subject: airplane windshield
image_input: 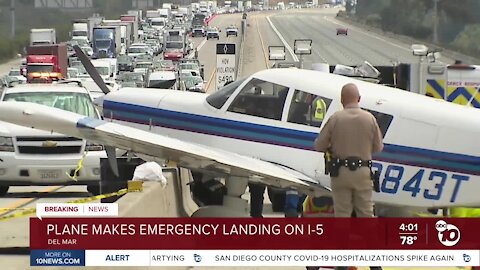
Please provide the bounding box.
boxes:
[3,92,98,118]
[206,78,246,109]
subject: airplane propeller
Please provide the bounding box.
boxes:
[72,45,119,177]
[72,45,111,95]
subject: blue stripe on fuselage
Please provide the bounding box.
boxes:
[103,100,480,176]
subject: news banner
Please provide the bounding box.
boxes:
[28,203,480,267]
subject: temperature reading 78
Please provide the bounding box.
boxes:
[400,235,418,245]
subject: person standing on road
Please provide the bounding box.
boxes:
[314,82,384,218]
[313,83,384,270]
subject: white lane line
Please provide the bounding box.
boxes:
[197,38,207,51]
[266,15,298,62]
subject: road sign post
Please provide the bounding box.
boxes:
[216,43,236,91]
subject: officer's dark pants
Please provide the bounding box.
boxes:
[249,183,266,217]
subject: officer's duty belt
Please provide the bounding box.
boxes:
[335,157,372,171]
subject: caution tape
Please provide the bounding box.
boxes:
[0,207,37,222]
[66,150,88,181]
[0,188,129,222]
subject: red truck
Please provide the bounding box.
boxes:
[26,44,68,83]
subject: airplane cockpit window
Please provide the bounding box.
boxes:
[206,78,246,109]
[363,109,393,137]
[227,78,289,120]
[287,89,332,127]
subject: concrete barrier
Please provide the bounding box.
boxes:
[2,167,200,270]
[117,167,198,218]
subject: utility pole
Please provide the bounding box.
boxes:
[433,0,439,43]
[10,0,15,38]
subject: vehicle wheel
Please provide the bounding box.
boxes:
[87,185,100,196]
[267,187,286,212]
[0,186,9,196]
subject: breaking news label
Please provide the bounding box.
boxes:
[29,215,480,267]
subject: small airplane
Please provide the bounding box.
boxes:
[0,45,478,217]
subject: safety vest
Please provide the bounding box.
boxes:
[314,98,326,121]
[449,207,480,217]
[302,195,334,217]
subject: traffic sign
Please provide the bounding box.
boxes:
[216,43,236,91]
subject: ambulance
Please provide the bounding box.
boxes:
[422,62,480,108]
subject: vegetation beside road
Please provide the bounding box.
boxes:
[343,0,480,59]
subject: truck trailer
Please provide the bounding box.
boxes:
[26,44,68,83]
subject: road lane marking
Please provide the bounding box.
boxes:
[256,16,270,69]
[266,15,298,62]
[206,66,216,93]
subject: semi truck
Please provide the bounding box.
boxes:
[71,20,89,43]
[92,26,122,59]
[30,29,56,46]
[102,20,133,54]
[120,14,139,42]
[26,44,67,83]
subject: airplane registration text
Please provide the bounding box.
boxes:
[372,162,470,203]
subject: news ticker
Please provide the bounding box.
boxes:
[30,249,480,267]
[30,217,480,250]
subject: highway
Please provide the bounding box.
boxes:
[268,8,459,68]
[0,7,471,270]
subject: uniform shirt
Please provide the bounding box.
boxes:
[314,103,384,160]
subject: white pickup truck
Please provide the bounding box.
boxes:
[0,83,106,196]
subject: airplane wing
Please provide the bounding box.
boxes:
[0,102,329,195]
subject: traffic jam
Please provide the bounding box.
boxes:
[0,1,241,197]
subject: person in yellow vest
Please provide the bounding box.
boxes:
[449,207,480,218]
[302,195,334,217]
[310,95,327,127]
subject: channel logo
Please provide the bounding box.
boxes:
[193,254,202,263]
[463,254,471,263]
[435,220,461,247]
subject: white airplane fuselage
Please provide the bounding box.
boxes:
[100,69,480,208]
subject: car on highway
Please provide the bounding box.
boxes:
[117,72,145,88]
[226,25,238,37]
[153,59,176,72]
[163,41,185,61]
[7,68,27,84]
[180,75,205,93]
[206,27,220,40]
[147,70,178,89]
[127,44,153,59]
[133,61,153,76]
[0,83,106,196]
[117,55,134,72]
[336,27,348,35]
[191,26,206,37]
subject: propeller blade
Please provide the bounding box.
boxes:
[72,45,110,94]
[105,146,119,177]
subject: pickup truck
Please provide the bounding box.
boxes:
[0,83,106,196]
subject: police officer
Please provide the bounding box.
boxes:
[314,83,383,270]
[314,83,384,218]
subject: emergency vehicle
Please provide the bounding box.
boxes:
[420,62,480,108]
